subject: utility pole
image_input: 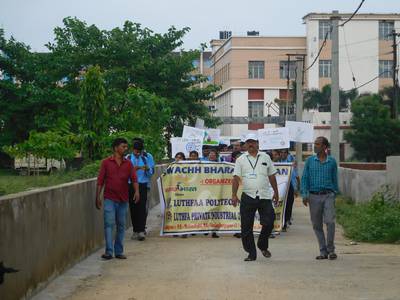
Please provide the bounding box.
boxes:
[295,56,305,166]
[200,51,204,89]
[330,11,341,162]
[285,54,291,121]
[391,29,400,119]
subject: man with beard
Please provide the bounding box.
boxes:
[232,133,279,261]
[301,136,338,260]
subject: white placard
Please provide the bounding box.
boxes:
[258,127,290,150]
[204,128,221,145]
[182,125,205,141]
[195,118,205,129]
[285,121,314,143]
[171,137,203,158]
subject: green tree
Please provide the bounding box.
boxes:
[303,84,358,112]
[47,17,220,140]
[1,18,220,164]
[79,65,108,160]
[3,130,77,175]
[0,29,79,149]
[344,95,400,162]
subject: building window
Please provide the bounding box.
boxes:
[379,21,394,40]
[280,61,296,79]
[215,63,230,85]
[192,60,200,68]
[319,21,332,40]
[319,60,331,78]
[379,60,393,78]
[248,61,265,79]
[204,59,212,68]
[248,89,264,100]
[248,101,264,118]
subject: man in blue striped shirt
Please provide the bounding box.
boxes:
[301,136,338,260]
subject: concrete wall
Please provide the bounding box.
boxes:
[0,165,167,300]
[338,167,386,203]
[386,156,400,201]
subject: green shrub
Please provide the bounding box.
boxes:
[336,188,400,243]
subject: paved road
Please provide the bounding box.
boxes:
[34,199,400,300]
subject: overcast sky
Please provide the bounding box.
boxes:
[1,0,400,52]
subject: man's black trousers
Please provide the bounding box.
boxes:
[129,183,148,233]
[284,184,295,226]
[240,193,275,259]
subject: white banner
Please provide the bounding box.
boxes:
[258,127,290,150]
[158,162,292,235]
[286,121,314,143]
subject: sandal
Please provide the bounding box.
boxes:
[328,253,337,260]
[244,256,256,261]
[101,254,113,260]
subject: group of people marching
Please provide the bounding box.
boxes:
[96,133,338,262]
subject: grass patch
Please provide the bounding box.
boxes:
[0,161,101,196]
[336,189,400,243]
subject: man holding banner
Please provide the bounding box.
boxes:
[232,133,279,261]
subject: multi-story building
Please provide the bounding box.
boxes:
[209,34,306,136]
[206,13,400,160]
[304,13,400,92]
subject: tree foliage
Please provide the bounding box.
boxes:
[0,18,220,163]
[344,95,400,162]
[303,84,358,112]
[79,65,108,160]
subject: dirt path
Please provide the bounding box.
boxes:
[33,199,400,300]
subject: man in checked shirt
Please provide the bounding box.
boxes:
[301,136,339,260]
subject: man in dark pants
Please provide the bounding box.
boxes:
[232,133,279,261]
[280,149,300,231]
[127,138,155,241]
[301,136,339,260]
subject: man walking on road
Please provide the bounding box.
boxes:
[96,138,140,260]
[301,136,338,260]
[128,138,155,241]
[232,133,279,261]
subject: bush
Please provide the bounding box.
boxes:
[336,188,400,243]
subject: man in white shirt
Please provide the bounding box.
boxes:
[232,133,279,261]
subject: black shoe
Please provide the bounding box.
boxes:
[244,256,256,261]
[101,254,113,260]
[328,253,337,260]
[282,226,287,232]
[316,254,328,260]
[260,249,272,258]
[212,232,219,238]
[233,233,242,238]
[115,254,127,259]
